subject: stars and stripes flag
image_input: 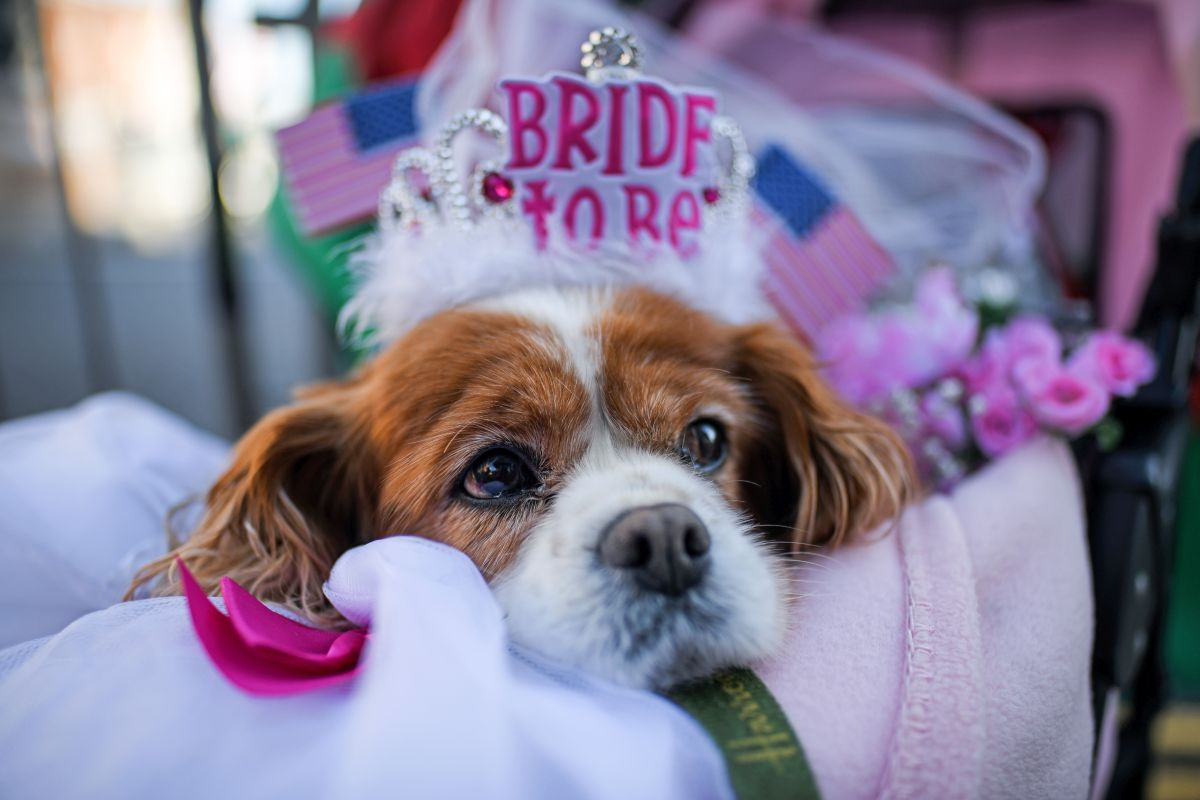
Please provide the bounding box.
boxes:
[275,79,421,236]
[752,144,896,339]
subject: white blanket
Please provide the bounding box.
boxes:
[0,394,730,800]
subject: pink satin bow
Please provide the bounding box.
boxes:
[179,560,367,696]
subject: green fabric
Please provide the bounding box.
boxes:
[666,667,821,800]
[312,45,359,105]
[267,187,370,320]
[1166,428,1200,699]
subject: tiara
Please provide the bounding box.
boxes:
[342,27,766,345]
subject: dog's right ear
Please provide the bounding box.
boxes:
[731,322,914,550]
[126,378,379,624]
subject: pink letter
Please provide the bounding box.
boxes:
[668,189,701,258]
[603,84,629,176]
[502,80,549,169]
[521,180,556,250]
[681,93,716,177]
[623,184,661,244]
[564,187,604,246]
[638,82,677,169]
[551,76,601,170]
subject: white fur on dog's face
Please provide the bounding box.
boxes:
[484,290,786,687]
[494,445,786,688]
[150,284,911,690]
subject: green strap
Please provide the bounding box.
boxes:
[665,667,821,800]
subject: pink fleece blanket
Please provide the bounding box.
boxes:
[759,435,1094,799]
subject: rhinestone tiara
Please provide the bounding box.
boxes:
[376,27,755,256]
[341,27,768,347]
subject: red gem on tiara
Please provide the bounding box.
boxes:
[702,186,721,205]
[482,172,515,203]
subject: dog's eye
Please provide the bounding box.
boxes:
[680,419,727,473]
[462,448,538,500]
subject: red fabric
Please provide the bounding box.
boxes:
[327,0,463,81]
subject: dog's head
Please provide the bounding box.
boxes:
[134,286,912,688]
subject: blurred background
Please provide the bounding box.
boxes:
[0,0,360,436]
[0,0,1197,796]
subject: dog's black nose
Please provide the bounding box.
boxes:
[598,503,711,596]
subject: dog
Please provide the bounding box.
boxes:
[130,285,912,689]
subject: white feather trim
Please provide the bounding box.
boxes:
[339,213,773,349]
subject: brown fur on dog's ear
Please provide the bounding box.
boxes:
[125,379,379,624]
[733,322,915,549]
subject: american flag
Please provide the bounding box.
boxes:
[752,144,895,339]
[275,79,421,236]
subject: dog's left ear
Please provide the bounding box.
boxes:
[125,375,379,623]
[732,322,915,548]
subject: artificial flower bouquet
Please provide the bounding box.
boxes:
[817,269,1157,489]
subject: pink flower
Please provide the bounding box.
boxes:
[915,268,979,382]
[1068,331,1156,397]
[915,268,961,316]
[1000,316,1062,366]
[957,348,1004,396]
[818,268,979,407]
[970,385,1039,458]
[959,316,1061,396]
[990,316,1062,376]
[819,315,887,406]
[1013,359,1110,434]
[875,315,927,388]
[819,314,925,405]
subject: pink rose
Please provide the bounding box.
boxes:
[960,316,1060,396]
[1013,359,1110,434]
[1002,317,1062,365]
[915,268,961,317]
[875,315,927,389]
[819,269,980,407]
[1010,356,1054,398]
[819,315,887,406]
[991,316,1061,373]
[970,385,1039,458]
[957,348,1004,396]
[820,313,927,406]
[916,268,979,377]
[1068,331,1156,397]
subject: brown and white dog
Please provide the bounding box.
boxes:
[131,286,912,688]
